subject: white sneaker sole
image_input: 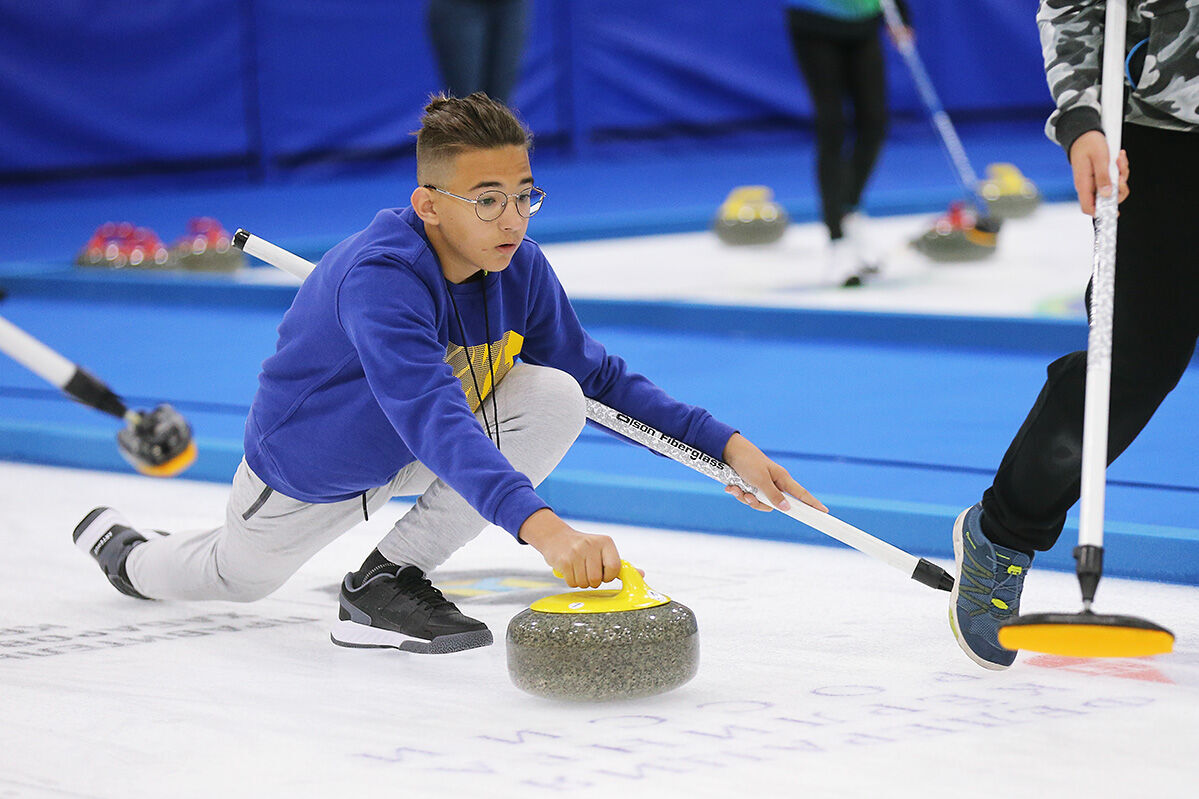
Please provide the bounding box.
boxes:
[329,619,493,654]
[948,507,1011,672]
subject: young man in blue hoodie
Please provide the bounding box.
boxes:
[73,92,825,654]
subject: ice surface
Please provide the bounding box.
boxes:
[2,461,1196,798]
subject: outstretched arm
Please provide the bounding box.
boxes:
[720,433,827,514]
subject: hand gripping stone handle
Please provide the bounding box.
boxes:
[585,400,953,592]
[231,229,953,592]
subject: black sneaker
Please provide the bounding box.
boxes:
[330,565,493,654]
[72,507,160,600]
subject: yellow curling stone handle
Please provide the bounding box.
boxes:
[718,185,775,222]
[984,163,1030,194]
[532,561,670,614]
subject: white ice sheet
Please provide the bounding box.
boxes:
[2,462,1196,798]
[543,202,1096,318]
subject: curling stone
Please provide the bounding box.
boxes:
[170,218,247,272]
[117,404,196,477]
[980,163,1041,220]
[912,201,998,262]
[712,185,789,245]
[506,561,698,701]
[75,222,170,269]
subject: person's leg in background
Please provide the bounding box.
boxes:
[840,30,888,269]
[428,0,489,98]
[788,18,876,286]
[789,28,849,243]
[479,0,528,105]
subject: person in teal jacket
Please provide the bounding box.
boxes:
[785,0,909,286]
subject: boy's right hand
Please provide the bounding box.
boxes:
[1069,130,1129,216]
[518,508,621,588]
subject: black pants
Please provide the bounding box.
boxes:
[787,16,887,240]
[982,123,1199,554]
[427,0,528,105]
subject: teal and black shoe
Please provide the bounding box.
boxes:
[949,504,1032,670]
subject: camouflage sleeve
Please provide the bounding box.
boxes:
[1038,0,1106,155]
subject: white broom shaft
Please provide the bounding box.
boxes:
[1078,0,1127,550]
[0,313,77,388]
[584,399,917,575]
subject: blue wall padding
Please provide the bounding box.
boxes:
[250,2,424,164]
[248,0,569,167]
[1,1,1051,180]
[0,1,252,174]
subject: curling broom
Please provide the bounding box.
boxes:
[0,313,195,476]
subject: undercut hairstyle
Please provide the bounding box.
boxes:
[415,92,533,185]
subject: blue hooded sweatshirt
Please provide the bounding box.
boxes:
[244,206,736,539]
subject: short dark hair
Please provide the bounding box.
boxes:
[415,92,532,184]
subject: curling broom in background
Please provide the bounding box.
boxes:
[880,0,1040,263]
[0,313,195,477]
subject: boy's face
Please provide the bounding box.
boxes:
[414,145,534,283]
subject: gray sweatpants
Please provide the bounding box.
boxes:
[125,363,586,601]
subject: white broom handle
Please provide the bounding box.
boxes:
[1078,0,1128,550]
[232,229,313,280]
[0,313,77,388]
[583,398,922,577]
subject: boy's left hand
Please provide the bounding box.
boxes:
[722,433,827,514]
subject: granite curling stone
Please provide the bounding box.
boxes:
[912,201,997,263]
[506,562,698,701]
[712,185,789,245]
[979,162,1041,220]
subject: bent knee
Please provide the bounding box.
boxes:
[523,365,586,434]
[1113,347,1193,395]
[213,579,281,603]
[209,561,288,602]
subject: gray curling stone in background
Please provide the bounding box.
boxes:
[506,562,699,702]
[980,162,1041,220]
[712,185,789,245]
[911,201,998,263]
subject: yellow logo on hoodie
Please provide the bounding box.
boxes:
[445,331,524,410]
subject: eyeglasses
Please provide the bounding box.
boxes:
[424,185,546,222]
